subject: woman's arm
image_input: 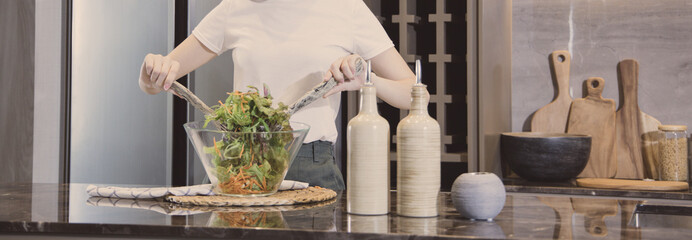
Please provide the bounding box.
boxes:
[369,47,417,110]
[139,35,217,94]
[323,47,417,110]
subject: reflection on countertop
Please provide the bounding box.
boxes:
[504,178,692,200]
[1,183,692,239]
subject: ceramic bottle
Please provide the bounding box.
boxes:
[346,60,390,215]
[396,60,441,217]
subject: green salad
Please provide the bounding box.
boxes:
[203,85,293,195]
[212,211,285,228]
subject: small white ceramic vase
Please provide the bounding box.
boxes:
[451,172,506,221]
[450,220,505,238]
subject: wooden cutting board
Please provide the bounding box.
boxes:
[531,50,573,133]
[571,198,618,237]
[538,196,573,239]
[619,200,641,239]
[576,178,689,191]
[567,77,616,178]
[614,59,662,179]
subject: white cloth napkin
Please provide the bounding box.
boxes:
[279,180,309,190]
[86,180,309,199]
[86,197,205,216]
[86,184,213,199]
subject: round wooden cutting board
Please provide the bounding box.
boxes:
[576,178,688,191]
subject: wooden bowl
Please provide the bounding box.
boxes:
[501,132,591,181]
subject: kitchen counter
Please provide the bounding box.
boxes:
[2,183,692,239]
[504,178,692,200]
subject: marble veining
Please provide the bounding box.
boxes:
[2,183,692,239]
[513,0,692,132]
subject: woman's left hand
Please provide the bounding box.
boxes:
[323,54,366,98]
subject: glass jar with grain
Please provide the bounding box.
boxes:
[657,125,688,182]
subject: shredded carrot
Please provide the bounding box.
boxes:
[215,144,275,195]
[238,144,245,158]
[250,213,262,225]
[237,173,249,181]
[261,176,267,190]
[219,100,232,114]
[250,178,261,190]
[219,179,264,194]
[213,137,222,158]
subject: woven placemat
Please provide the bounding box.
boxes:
[169,198,337,212]
[166,186,337,207]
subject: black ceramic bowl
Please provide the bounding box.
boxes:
[501,132,591,182]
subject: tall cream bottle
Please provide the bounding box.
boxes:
[397,60,441,217]
[346,60,390,215]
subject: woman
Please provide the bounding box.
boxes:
[139,0,415,190]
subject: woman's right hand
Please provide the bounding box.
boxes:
[139,53,180,95]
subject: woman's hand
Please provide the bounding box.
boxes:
[139,53,181,95]
[137,35,218,95]
[323,54,366,98]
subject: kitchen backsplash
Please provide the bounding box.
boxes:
[512,0,692,133]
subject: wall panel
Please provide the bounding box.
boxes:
[0,0,35,183]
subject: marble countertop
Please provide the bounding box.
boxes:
[2,183,692,239]
[503,178,692,200]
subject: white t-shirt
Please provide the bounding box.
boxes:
[192,0,394,143]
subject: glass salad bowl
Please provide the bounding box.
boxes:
[208,211,286,228]
[185,121,309,197]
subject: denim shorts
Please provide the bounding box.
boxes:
[284,141,345,190]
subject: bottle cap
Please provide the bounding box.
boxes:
[365,60,372,85]
[415,59,422,85]
[659,125,687,131]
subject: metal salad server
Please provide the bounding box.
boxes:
[169,57,365,129]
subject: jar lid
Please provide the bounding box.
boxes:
[659,125,687,131]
